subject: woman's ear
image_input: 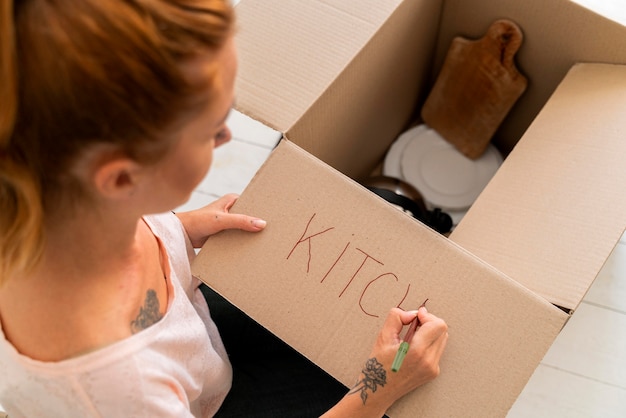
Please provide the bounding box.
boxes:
[92,157,143,200]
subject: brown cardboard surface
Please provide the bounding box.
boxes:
[450,63,626,311]
[234,0,406,132]
[192,140,568,418]
[198,1,626,415]
[235,0,442,179]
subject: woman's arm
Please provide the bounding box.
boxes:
[322,307,448,418]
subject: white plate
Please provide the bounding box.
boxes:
[383,124,428,178]
[400,127,502,210]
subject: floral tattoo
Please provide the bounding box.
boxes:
[348,357,387,405]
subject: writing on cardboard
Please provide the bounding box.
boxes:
[286,213,415,318]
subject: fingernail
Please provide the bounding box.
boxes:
[252,219,267,229]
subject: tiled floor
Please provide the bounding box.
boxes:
[509,241,626,417]
[183,110,626,418]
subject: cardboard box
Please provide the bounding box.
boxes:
[192,1,626,416]
[195,138,568,417]
[232,0,442,180]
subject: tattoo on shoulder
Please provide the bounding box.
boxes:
[130,289,163,333]
[348,357,387,405]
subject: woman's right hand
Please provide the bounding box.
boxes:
[369,307,448,402]
[322,307,448,418]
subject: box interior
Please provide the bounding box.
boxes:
[235,0,442,179]
[435,0,626,156]
[233,0,626,313]
[450,63,626,312]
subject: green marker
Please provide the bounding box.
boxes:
[391,299,428,372]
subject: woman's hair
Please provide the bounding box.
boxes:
[0,0,234,284]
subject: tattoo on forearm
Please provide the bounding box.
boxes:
[130,289,163,333]
[348,357,387,405]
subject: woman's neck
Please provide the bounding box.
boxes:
[40,206,143,285]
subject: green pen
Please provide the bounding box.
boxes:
[391,299,429,372]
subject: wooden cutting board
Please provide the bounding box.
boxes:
[421,19,528,159]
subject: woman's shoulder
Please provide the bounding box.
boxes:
[0,220,173,362]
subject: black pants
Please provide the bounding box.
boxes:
[200,285,348,418]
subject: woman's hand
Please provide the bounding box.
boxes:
[368,306,448,402]
[175,194,267,248]
[323,307,448,417]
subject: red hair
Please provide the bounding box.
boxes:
[0,0,235,284]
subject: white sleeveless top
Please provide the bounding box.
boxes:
[0,212,232,417]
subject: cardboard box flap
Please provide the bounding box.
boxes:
[450,63,626,312]
[234,0,406,133]
[283,0,442,179]
[192,140,568,417]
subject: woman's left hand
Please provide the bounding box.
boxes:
[175,194,266,248]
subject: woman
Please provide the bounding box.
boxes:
[0,0,448,416]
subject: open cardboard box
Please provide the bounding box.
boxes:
[192,0,626,416]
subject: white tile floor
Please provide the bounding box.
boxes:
[183,110,626,418]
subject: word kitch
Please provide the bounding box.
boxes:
[286,212,420,318]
